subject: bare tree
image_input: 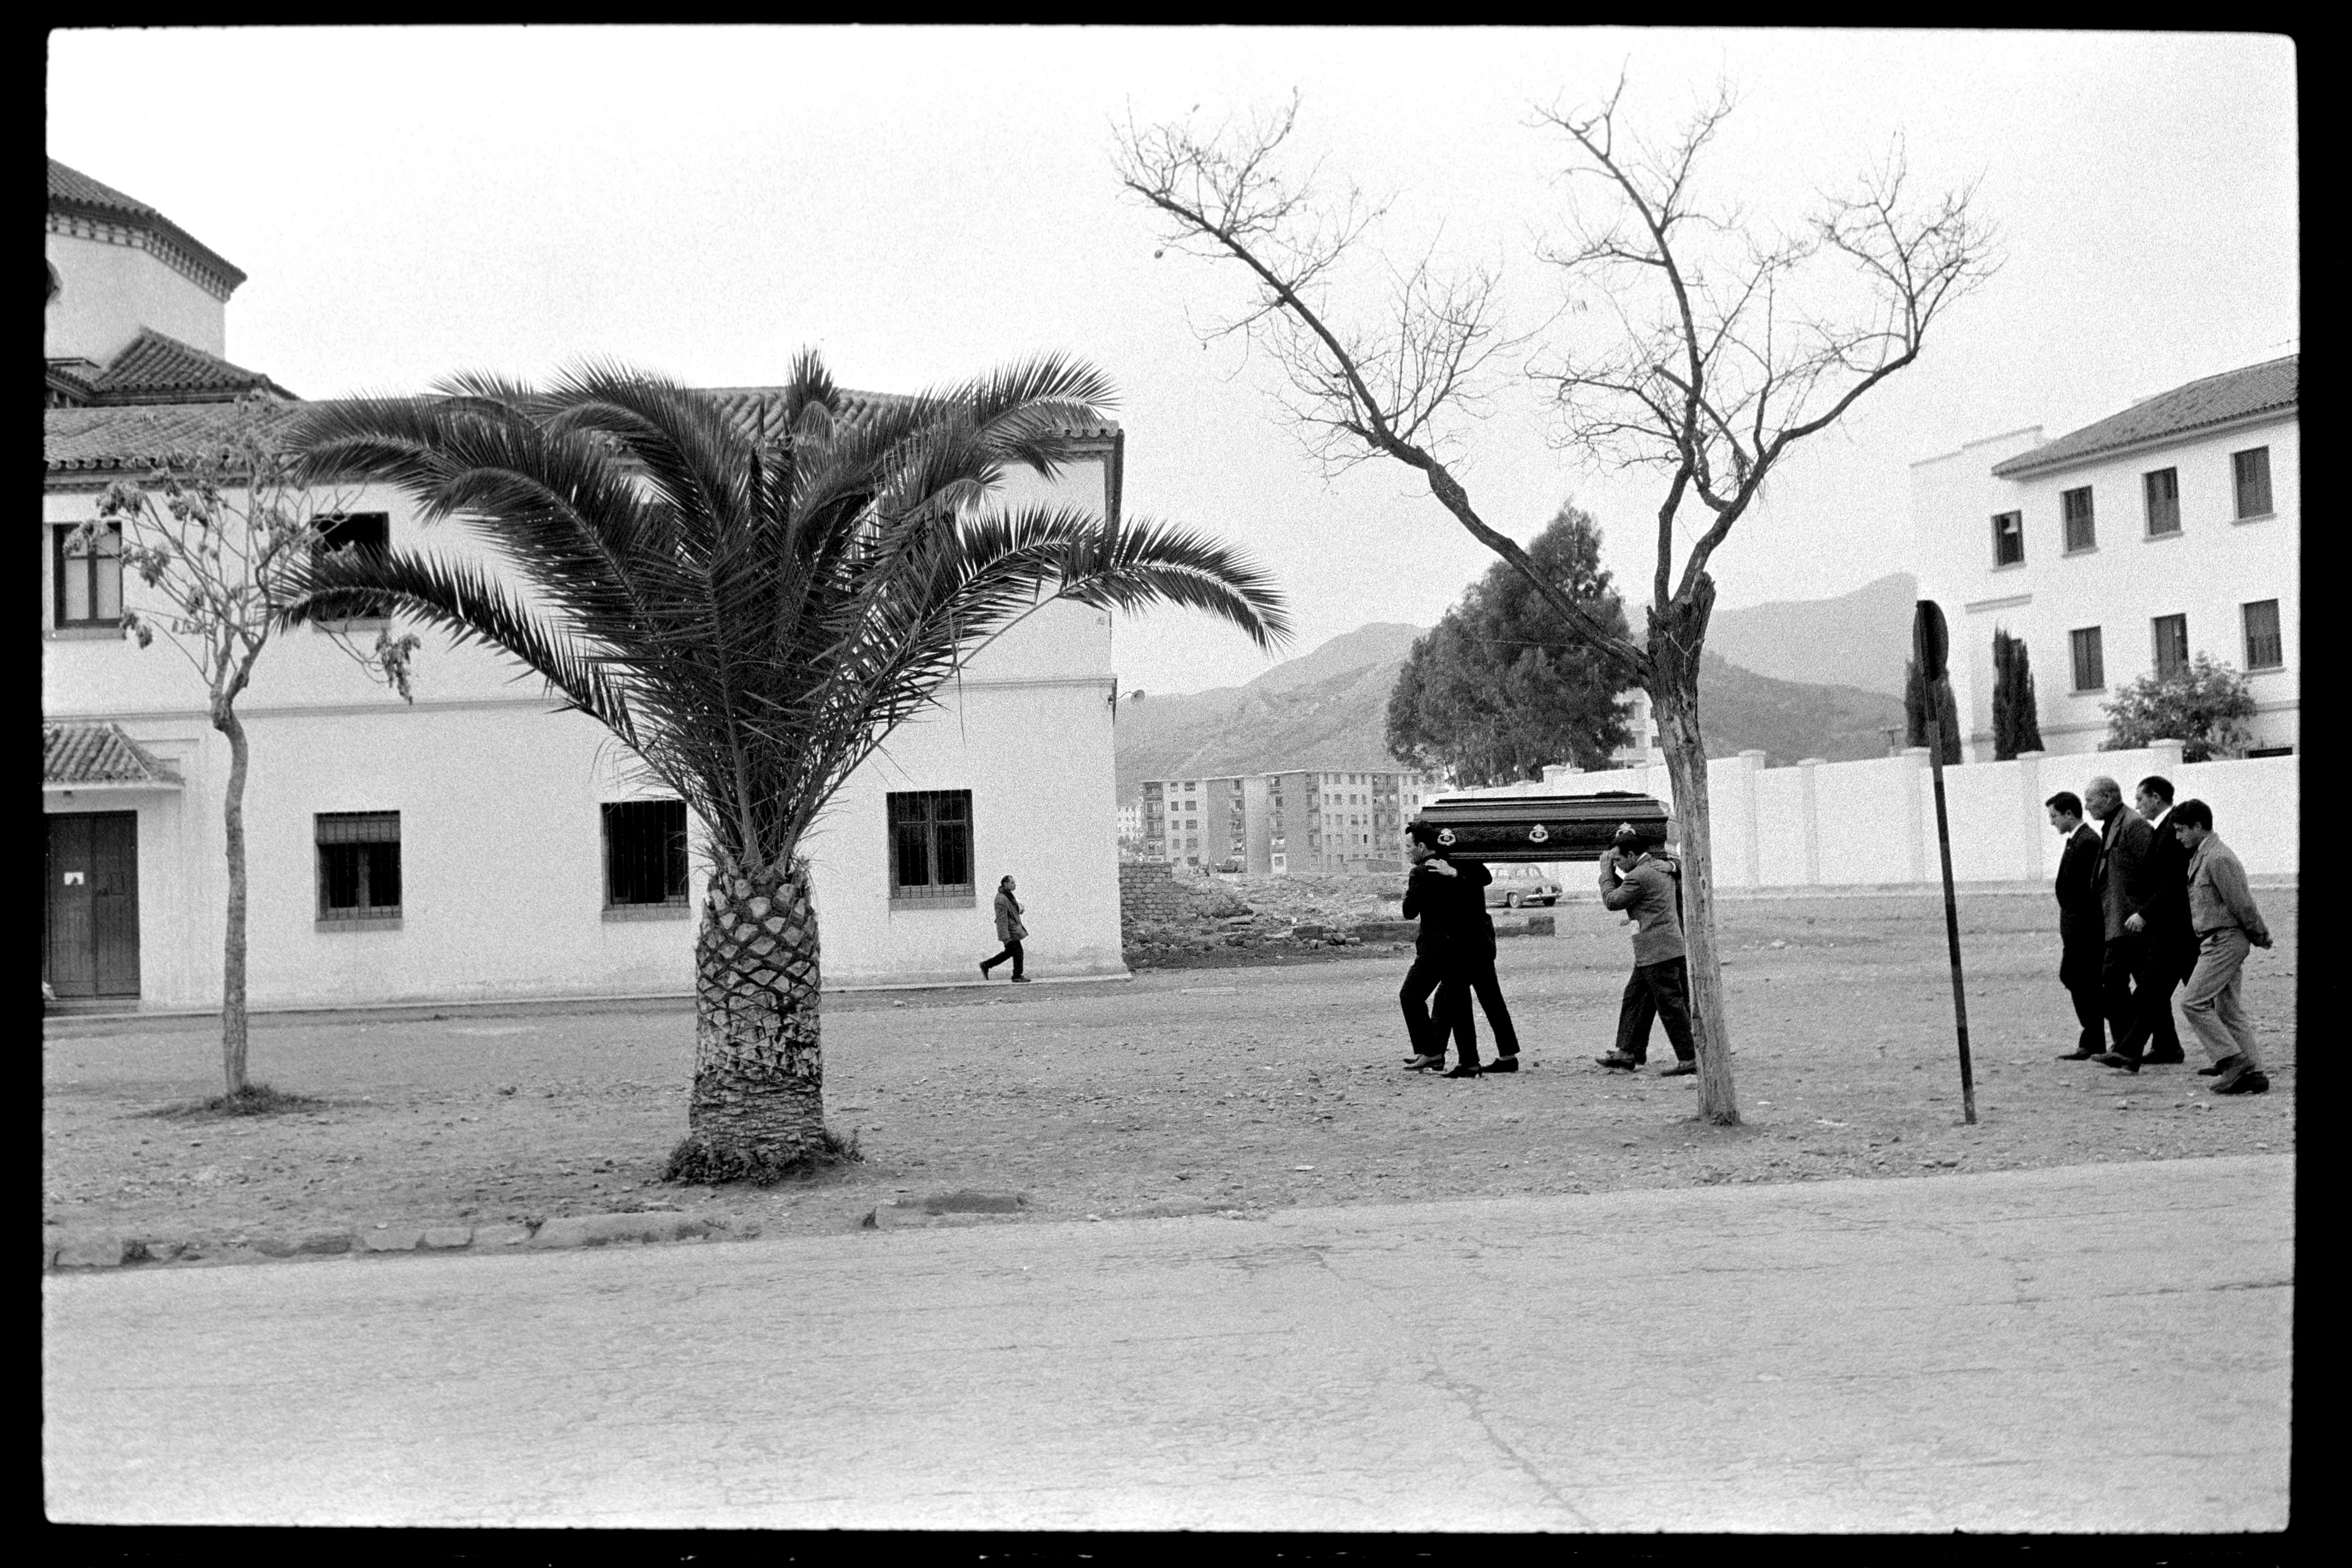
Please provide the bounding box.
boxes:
[82,393,417,1101]
[1117,82,1996,1124]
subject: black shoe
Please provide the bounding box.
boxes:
[2144,1050,2187,1066]
[1595,1053,1640,1071]
[1009,975,1031,984]
[2211,1060,2269,1095]
[1656,1060,1697,1077]
[1485,1056,1520,1073]
[2092,1053,2141,1074]
[2056,1049,2101,1061]
[1403,1054,1445,1072]
[1443,1063,1482,1078]
[979,962,993,979]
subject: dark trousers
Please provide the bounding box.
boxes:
[1460,960,1520,1058]
[2060,943,2104,1055]
[1615,956,1697,1064]
[1400,954,1477,1065]
[2099,932,2176,1061]
[981,939,1024,978]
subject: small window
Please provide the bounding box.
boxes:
[53,522,124,627]
[313,512,393,622]
[2232,447,2273,519]
[317,812,402,921]
[2061,487,2096,552]
[1990,511,2024,566]
[2143,469,2180,537]
[2242,600,2283,671]
[602,799,688,906]
[2070,627,2105,692]
[2152,614,2189,680]
[888,790,973,902]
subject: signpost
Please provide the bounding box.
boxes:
[1913,600,1978,1125]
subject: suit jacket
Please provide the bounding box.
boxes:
[2137,810,2196,962]
[1403,856,1494,963]
[2055,823,2103,956]
[2093,810,2158,943]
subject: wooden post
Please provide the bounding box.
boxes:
[1914,600,1978,1125]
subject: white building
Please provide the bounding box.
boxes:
[1910,356,2297,761]
[1136,767,1447,873]
[42,161,1130,1008]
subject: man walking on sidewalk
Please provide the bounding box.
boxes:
[2169,800,2275,1096]
[1594,822,1697,1077]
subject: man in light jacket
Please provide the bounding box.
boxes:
[2168,800,2275,1096]
[1594,822,1697,1077]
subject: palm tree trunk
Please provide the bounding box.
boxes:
[664,856,830,1182]
[217,704,251,1098]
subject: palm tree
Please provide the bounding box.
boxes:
[284,352,1288,1182]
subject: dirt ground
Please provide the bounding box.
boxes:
[43,886,2295,1251]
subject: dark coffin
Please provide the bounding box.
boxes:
[1410,791,1670,862]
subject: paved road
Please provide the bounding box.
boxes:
[45,1155,2291,1531]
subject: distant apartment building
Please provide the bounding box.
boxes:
[1115,802,1142,856]
[1137,767,1447,872]
[1911,355,2297,760]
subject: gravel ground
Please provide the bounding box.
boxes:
[43,886,2295,1249]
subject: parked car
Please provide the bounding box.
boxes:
[1484,867,1562,908]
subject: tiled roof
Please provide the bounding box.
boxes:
[50,385,1113,474]
[45,400,298,473]
[47,158,247,294]
[43,723,183,788]
[87,328,295,404]
[1992,355,2298,478]
[704,385,1121,441]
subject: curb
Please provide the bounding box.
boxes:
[40,1207,761,1275]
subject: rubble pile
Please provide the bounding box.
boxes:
[1118,867,1409,959]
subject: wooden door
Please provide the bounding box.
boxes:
[45,812,140,998]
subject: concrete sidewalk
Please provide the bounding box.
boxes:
[43,1155,2292,1531]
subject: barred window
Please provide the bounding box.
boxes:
[2069,627,2105,693]
[2152,614,2189,680]
[2143,469,2180,537]
[317,812,401,920]
[53,522,123,627]
[2232,447,2273,519]
[603,800,688,906]
[2242,600,2283,670]
[889,790,973,901]
[2061,487,2096,552]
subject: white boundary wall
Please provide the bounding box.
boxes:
[1449,741,2296,887]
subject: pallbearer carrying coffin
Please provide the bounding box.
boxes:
[1594,821,1698,1077]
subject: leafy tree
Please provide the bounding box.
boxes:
[1902,657,1962,764]
[1989,627,2043,760]
[1385,502,1634,784]
[2102,652,2256,762]
[80,392,417,1102]
[1118,86,1995,1125]
[284,354,1287,1182]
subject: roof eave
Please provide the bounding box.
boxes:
[1989,402,2298,481]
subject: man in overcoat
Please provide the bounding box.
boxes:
[2047,791,2107,1060]
[2129,775,2195,1065]
[2084,775,2162,1072]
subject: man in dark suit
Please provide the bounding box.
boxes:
[2130,775,2194,1065]
[2046,791,2106,1060]
[1398,824,1494,1079]
[2084,775,2163,1072]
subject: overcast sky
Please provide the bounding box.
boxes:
[48,27,2297,697]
